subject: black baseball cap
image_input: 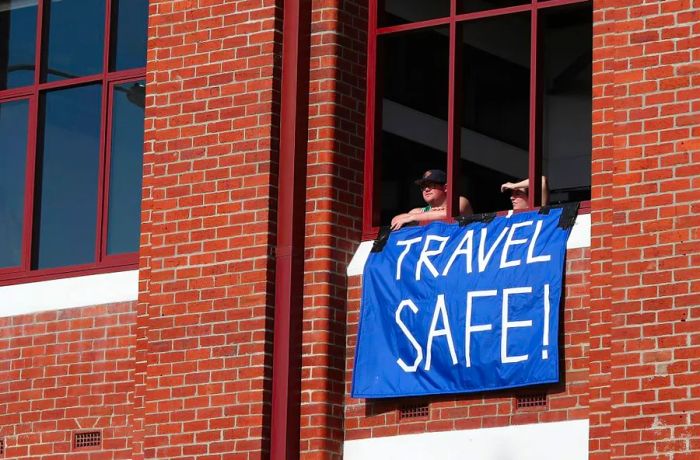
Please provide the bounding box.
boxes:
[414,169,447,186]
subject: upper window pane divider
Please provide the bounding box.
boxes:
[37,73,104,91]
[534,0,591,8]
[0,89,34,103]
[376,16,451,35]
[104,67,147,82]
[453,3,535,22]
[0,68,147,98]
[376,0,589,35]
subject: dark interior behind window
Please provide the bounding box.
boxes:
[378,27,449,224]
[542,3,592,204]
[369,1,592,231]
[379,0,450,28]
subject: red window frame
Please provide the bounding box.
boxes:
[0,0,145,285]
[362,0,592,239]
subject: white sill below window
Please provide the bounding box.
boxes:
[0,270,139,318]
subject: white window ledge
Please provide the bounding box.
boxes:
[0,270,139,318]
[344,419,589,460]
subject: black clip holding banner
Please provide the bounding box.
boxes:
[456,212,497,227]
[538,202,580,229]
[372,226,391,253]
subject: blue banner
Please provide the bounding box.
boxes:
[352,208,573,398]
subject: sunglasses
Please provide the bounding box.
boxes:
[418,181,443,190]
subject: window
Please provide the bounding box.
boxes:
[364,0,592,235]
[0,0,148,283]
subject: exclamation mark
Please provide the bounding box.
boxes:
[542,284,550,360]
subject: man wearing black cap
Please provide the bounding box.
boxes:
[390,169,473,230]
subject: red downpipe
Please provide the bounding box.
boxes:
[271,0,311,458]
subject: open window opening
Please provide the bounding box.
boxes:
[365,0,592,236]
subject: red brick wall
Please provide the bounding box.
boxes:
[588,0,615,456]
[0,303,136,459]
[132,0,281,458]
[3,1,698,459]
[301,0,366,457]
[345,1,700,457]
[591,0,700,458]
[344,248,591,438]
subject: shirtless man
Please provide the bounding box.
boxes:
[500,176,549,210]
[390,169,473,230]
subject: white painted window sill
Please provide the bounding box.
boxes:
[0,270,139,318]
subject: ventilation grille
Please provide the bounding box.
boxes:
[73,431,101,449]
[0,438,4,456]
[399,403,429,419]
[516,393,548,409]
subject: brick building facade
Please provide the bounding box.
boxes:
[0,0,698,459]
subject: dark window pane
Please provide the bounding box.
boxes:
[34,84,102,269]
[458,0,529,15]
[379,0,450,27]
[0,0,37,89]
[381,134,447,225]
[0,99,29,268]
[111,0,148,71]
[542,4,592,204]
[45,0,104,82]
[377,27,449,225]
[107,81,144,254]
[460,13,530,212]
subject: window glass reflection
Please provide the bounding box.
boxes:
[542,4,592,204]
[111,0,148,71]
[0,99,29,268]
[45,0,104,82]
[379,0,450,27]
[107,81,144,254]
[377,27,449,224]
[460,13,530,212]
[34,84,102,269]
[0,0,37,89]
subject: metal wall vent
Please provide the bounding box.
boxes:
[516,393,548,409]
[399,403,429,419]
[0,437,4,456]
[73,431,101,449]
